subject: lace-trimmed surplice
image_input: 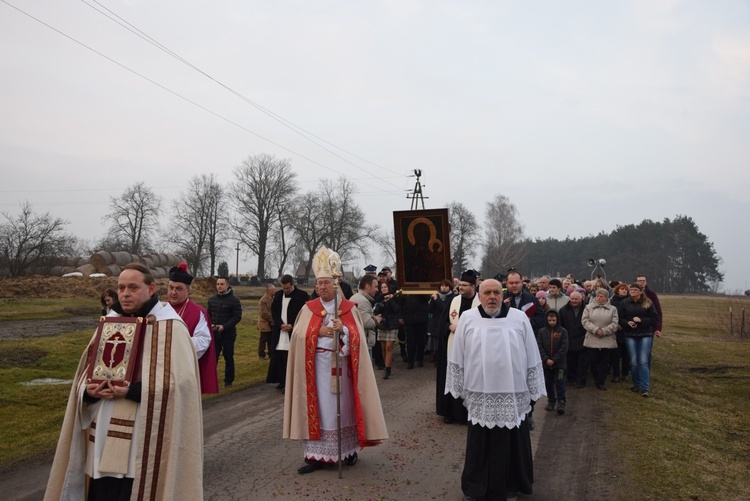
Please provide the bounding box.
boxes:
[445,307,546,429]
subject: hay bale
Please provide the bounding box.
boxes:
[75,263,97,277]
[90,251,114,272]
[110,251,137,267]
[104,264,121,277]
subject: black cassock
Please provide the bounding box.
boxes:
[435,295,474,422]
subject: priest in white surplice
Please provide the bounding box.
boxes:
[445,279,546,500]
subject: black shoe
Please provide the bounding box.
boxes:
[507,491,518,498]
[462,496,478,501]
[376,365,385,370]
[443,416,454,424]
[527,416,535,430]
[297,461,325,474]
[557,400,566,415]
[596,384,607,391]
[629,386,641,393]
[407,362,414,369]
[383,367,391,380]
[544,402,555,412]
[641,389,651,398]
[225,382,233,387]
[612,376,620,383]
[344,452,358,466]
[276,383,285,390]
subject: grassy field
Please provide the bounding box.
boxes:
[1,293,749,499]
[606,295,750,500]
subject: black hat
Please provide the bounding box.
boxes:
[169,262,193,285]
[460,269,478,285]
[381,266,392,272]
[364,264,377,273]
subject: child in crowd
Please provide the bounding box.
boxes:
[536,310,569,415]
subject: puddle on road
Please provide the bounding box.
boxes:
[20,378,74,386]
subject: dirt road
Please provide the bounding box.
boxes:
[1,359,629,500]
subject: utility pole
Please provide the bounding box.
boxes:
[235,242,240,284]
[406,169,428,210]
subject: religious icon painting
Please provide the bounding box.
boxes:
[85,316,149,387]
[393,208,452,293]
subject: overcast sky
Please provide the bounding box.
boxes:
[1,1,749,291]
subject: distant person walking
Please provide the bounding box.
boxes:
[208,276,242,387]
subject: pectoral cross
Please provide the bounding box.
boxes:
[105,335,128,368]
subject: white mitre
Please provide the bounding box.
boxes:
[312,246,342,279]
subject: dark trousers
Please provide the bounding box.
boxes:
[566,348,588,384]
[88,477,134,501]
[372,338,384,368]
[215,333,236,385]
[405,322,427,364]
[398,325,407,361]
[258,331,272,358]
[462,421,534,500]
[543,366,566,403]
[586,347,614,385]
[612,340,631,378]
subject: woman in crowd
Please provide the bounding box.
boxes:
[99,288,117,316]
[427,279,454,364]
[528,282,540,296]
[581,289,619,390]
[618,283,659,397]
[609,283,631,382]
[374,281,401,380]
[536,290,549,312]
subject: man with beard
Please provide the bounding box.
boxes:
[283,247,387,474]
[446,279,545,500]
[436,270,480,424]
[559,291,588,387]
[45,263,203,500]
[267,274,310,391]
[167,262,219,394]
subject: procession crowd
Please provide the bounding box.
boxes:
[47,253,662,501]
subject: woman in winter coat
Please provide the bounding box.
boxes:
[374,281,401,380]
[581,289,619,391]
[609,282,631,382]
[618,283,659,397]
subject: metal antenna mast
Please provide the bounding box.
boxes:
[406,169,428,210]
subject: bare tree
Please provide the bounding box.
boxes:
[448,201,481,277]
[371,229,396,266]
[319,178,376,263]
[102,182,162,255]
[165,174,227,277]
[289,178,375,282]
[482,194,527,276]
[267,203,297,279]
[230,154,298,278]
[287,192,328,282]
[0,202,77,277]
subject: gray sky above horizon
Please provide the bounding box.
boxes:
[1,1,749,291]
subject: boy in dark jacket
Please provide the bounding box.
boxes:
[536,310,569,415]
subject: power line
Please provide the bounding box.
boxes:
[0,0,403,197]
[81,0,407,186]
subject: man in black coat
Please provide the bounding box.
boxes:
[266,274,310,390]
[208,276,243,387]
[558,291,588,387]
[502,270,546,333]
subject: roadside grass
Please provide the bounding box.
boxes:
[606,295,750,500]
[0,295,272,468]
[0,297,100,321]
